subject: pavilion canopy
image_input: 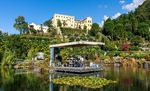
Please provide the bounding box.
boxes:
[49,41,105,48]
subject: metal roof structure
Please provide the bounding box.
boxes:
[49,41,105,48]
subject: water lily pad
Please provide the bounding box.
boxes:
[53,76,117,89]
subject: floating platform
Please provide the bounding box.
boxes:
[54,67,103,74]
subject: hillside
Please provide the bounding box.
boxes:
[102,0,150,41]
[136,0,150,21]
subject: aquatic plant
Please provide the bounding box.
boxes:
[53,76,117,89]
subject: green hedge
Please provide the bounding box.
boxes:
[61,28,86,36]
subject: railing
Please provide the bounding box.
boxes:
[54,67,103,74]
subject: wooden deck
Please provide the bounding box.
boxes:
[54,67,103,74]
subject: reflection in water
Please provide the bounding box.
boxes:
[49,74,53,91]
[0,68,50,91]
[0,67,150,91]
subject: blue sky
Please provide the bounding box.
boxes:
[0,0,145,34]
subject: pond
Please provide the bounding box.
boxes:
[0,67,149,91]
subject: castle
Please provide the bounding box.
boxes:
[51,14,92,30]
[29,14,93,33]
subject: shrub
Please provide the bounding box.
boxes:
[129,46,141,51]
[104,42,118,51]
[121,42,130,51]
[128,53,148,59]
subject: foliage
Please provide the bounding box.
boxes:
[61,28,86,36]
[0,34,56,66]
[91,23,101,31]
[104,42,118,51]
[1,0,150,66]
[89,23,101,36]
[102,0,150,41]
[0,35,5,61]
[121,42,130,51]
[129,46,141,51]
[43,19,53,28]
[113,23,127,40]
[0,30,2,35]
[43,19,55,33]
[13,16,28,34]
[130,36,144,46]
[107,51,121,57]
[59,46,101,62]
[27,47,37,60]
[128,53,148,59]
[103,18,114,37]
[57,19,62,27]
[1,49,15,67]
[137,22,150,40]
[30,28,37,34]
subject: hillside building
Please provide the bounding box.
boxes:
[29,23,48,33]
[51,14,92,30]
[29,14,93,34]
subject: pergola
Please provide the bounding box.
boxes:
[49,41,105,66]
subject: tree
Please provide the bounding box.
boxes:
[22,23,28,34]
[131,18,138,34]
[130,36,144,46]
[44,19,52,27]
[103,19,114,37]
[49,29,57,37]
[91,23,101,31]
[125,22,132,31]
[13,16,28,34]
[63,21,67,27]
[30,28,37,35]
[57,19,62,27]
[44,19,55,33]
[79,25,81,29]
[137,22,149,40]
[84,25,87,30]
[113,23,127,40]
[89,23,101,36]
[0,30,2,35]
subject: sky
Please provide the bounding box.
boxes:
[0,0,145,34]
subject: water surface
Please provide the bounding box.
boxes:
[0,67,149,91]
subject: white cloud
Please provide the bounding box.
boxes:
[104,15,109,21]
[100,13,123,27]
[122,0,145,11]
[100,15,109,27]
[120,0,125,4]
[112,12,121,19]
[99,21,104,27]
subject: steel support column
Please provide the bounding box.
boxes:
[50,47,54,67]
